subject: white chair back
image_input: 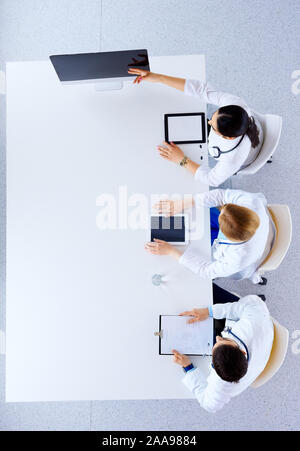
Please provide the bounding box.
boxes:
[251,318,289,389]
[258,205,292,274]
[238,112,282,176]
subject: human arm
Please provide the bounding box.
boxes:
[172,350,221,413]
[184,80,249,110]
[193,189,227,209]
[144,239,183,259]
[128,69,186,92]
[193,188,264,210]
[152,187,227,216]
[179,308,210,323]
[182,368,231,413]
[194,159,244,187]
[157,142,200,175]
[153,197,194,216]
[179,246,244,279]
[212,294,270,322]
[174,349,231,413]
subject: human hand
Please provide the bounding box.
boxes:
[157,142,185,164]
[172,350,191,367]
[144,239,182,259]
[128,68,160,84]
[153,198,194,217]
[179,308,210,324]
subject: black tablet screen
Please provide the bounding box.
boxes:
[151,216,185,243]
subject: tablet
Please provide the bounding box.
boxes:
[150,215,189,246]
[164,112,206,144]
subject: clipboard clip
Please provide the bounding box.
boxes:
[154,330,163,338]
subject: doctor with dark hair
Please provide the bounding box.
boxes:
[128,68,263,187]
[172,284,274,413]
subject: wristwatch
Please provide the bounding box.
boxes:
[183,363,194,373]
[179,156,188,167]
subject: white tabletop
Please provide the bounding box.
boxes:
[6,55,212,402]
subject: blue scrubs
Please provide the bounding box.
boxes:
[210,207,220,246]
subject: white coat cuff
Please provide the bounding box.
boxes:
[211,304,226,320]
[193,192,206,209]
[179,247,203,274]
[194,165,210,185]
[182,367,207,392]
[184,79,194,96]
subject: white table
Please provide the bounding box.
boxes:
[6,55,212,402]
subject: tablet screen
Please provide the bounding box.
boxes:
[151,216,185,243]
[165,113,206,144]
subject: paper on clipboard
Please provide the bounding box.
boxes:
[159,315,213,356]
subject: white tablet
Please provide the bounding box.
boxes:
[164,112,206,144]
[150,214,189,246]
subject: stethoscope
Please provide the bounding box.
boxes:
[209,134,246,159]
[211,327,250,369]
[218,240,247,246]
[223,327,250,361]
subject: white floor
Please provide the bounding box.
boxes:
[0,0,299,431]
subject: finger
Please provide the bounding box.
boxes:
[159,151,171,158]
[157,147,170,153]
[128,68,142,74]
[159,152,171,160]
[154,239,166,244]
[156,207,173,214]
[145,242,159,248]
[159,153,171,160]
[145,247,158,255]
[163,141,173,150]
[187,317,200,324]
[144,245,156,252]
[159,149,171,156]
[172,349,180,355]
[154,201,169,208]
[179,311,193,317]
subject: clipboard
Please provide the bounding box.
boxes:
[155,315,213,356]
[164,112,206,145]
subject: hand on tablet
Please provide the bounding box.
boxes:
[154,198,194,216]
[157,142,184,164]
[179,308,210,324]
[128,68,160,84]
[172,350,191,367]
[144,239,182,259]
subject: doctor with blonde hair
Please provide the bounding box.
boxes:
[145,189,275,284]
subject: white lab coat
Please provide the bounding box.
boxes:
[184,79,263,187]
[182,295,274,413]
[179,189,275,283]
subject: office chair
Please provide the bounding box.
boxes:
[257,205,292,284]
[228,292,289,389]
[251,318,289,389]
[237,112,282,176]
